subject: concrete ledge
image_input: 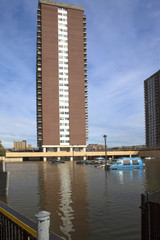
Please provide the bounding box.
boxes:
[6,151,139,158]
[4,150,160,162]
[3,157,23,162]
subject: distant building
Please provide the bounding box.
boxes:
[144,70,160,148]
[28,144,34,151]
[13,141,33,151]
[14,141,27,151]
[36,0,88,158]
[87,144,105,151]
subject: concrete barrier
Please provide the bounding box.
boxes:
[3,157,23,162]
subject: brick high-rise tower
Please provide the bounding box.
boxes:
[36,0,88,156]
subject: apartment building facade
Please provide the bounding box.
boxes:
[36,0,88,158]
[144,70,160,148]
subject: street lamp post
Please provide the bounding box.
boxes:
[103,135,107,164]
[72,146,74,161]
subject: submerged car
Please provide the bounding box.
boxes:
[106,157,145,170]
[49,159,65,164]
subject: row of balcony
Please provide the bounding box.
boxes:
[37,98,42,103]
[37,90,41,94]
[85,91,88,97]
[37,101,42,106]
[37,106,42,111]
[37,31,41,36]
[37,56,41,61]
[37,120,42,124]
[85,98,88,103]
[37,26,41,31]
[83,15,86,23]
[37,77,42,83]
[37,61,41,66]
[37,83,42,88]
[37,43,41,49]
[84,41,88,129]
[37,8,41,17]
[37,36,41,42]
[37,112,42,118]
[37,114,42,120]
[84,14,88,121]
[37,17,41,24]
[37,73,42,79]
[83,14,87,76]
[37,88,41,93]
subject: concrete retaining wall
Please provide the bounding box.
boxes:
[0,157,23,162]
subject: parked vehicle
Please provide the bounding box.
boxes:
[86,157,106,165]
[49,159,65,164]
[76,160,88,164]
[106,157,145,170]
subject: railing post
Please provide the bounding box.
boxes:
[35,211,51,240]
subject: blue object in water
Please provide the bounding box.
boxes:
[106,157,145,170]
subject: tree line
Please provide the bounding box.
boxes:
[0,141,5,156]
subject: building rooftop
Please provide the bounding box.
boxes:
[39,0,84,11]
[144,69,160,82]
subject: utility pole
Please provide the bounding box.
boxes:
[103,135,107,164]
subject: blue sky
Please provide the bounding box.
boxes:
[0,0,160,148]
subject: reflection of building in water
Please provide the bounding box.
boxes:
[38,162,90,240]
[144,160,160,193]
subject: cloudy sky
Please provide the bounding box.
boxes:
[0,0,160,148]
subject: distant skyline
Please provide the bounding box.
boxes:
[0,0,160,148]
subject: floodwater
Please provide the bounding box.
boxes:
[1,159,160,240]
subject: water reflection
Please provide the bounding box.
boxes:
[110,169,145,184]
[38,162,90,240]
[144,159,160,192]
[59,165,74,239]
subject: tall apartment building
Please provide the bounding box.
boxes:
[36,0,88,157]
[144,70,160,148]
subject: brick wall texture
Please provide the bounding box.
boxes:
[41,4,86,146]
